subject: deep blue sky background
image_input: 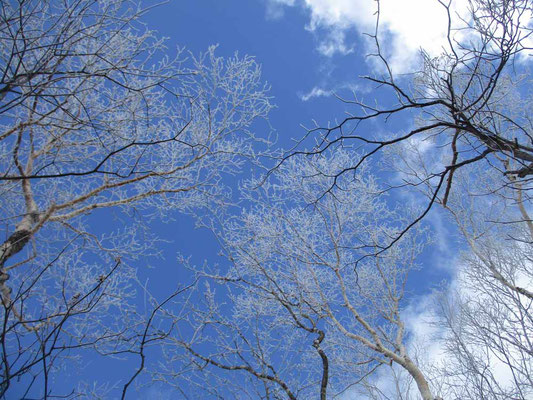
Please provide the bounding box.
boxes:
[12,1,453,398]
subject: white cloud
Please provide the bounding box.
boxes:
[316,29,353,57]
[298,81,362,101]
[299,86,332,101]
[267,0,470,72]
[264,0,295,20]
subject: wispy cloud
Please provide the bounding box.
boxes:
[315,29,353,57]
[298,82,362,101]
[264,0,295,20]
[299,86,332,101]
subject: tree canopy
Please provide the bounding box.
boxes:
[0,0,531,399]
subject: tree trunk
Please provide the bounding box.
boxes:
[403,357,435,400]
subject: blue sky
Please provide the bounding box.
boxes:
[5,0,533,398]
[137,0,451,290]
[132,1,453,397]
[139,0,400,140]
[8,0,464,398]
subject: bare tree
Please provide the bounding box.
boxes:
[0,0,271,397]
[437,242,533,399]
[282,0,532,251]
[356,161,533,400]
[431,162,533,400]
[159,152,441,399]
